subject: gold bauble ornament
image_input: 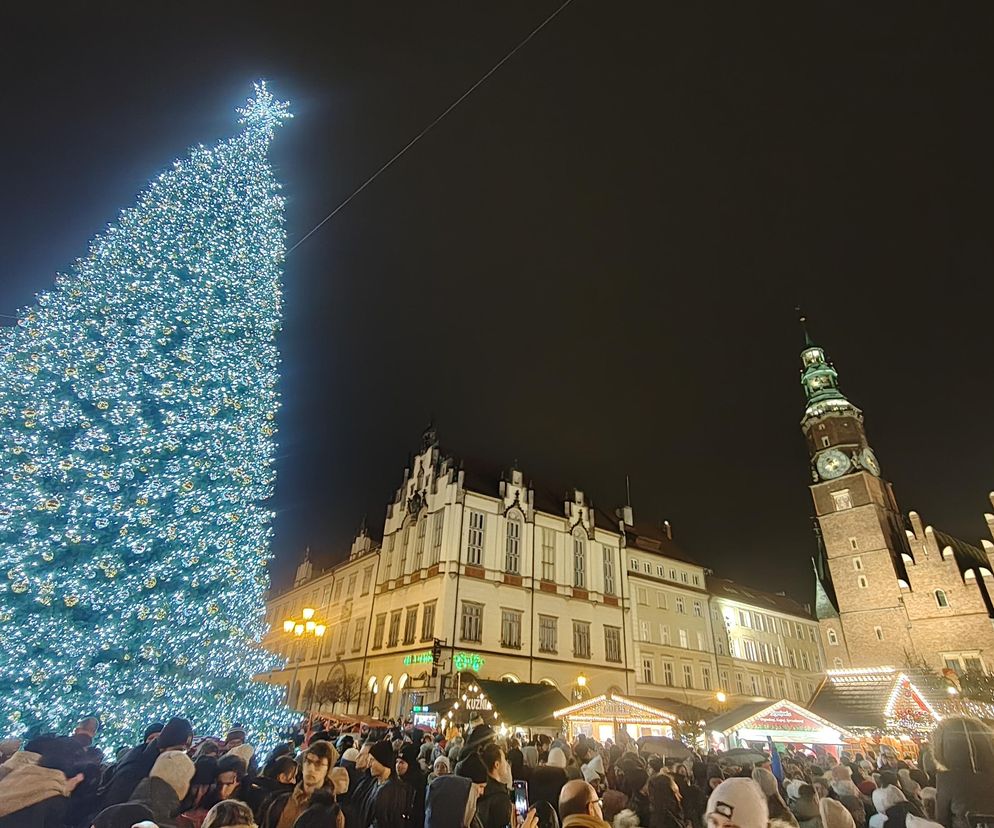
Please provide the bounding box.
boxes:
[137,605,150,620]
[144,575,157,589]
[41,551,54,562]
[207,602,219,615]
[96,400,109,410]
[154,608,167,620]
[64,595,79,607]
[181,481,194,492]
[11,581,28,594]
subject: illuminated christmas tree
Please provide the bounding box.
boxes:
[0,82,292,745]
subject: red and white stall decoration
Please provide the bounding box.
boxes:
[709,699,851,752]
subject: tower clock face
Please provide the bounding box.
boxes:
[861,447,881,476]
[816,448,851,480]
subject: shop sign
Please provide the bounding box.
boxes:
[404,651,434,666]
[453,651,485,673]
[749,704,827,733]
[465,697,493,711]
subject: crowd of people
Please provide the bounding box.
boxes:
[1,711,993,828]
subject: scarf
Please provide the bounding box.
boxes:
[0,763,70,818]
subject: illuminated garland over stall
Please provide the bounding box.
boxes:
[0,82,295,745]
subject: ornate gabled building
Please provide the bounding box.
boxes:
[800,327,994,674]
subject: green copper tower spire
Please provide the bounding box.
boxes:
[798,314,858,420]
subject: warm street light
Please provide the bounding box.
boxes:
[576,674,587,687]
[282,609,330,713]
[716,691,727,704]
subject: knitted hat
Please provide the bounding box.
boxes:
[455,751,489,783]
[329,766,350,795]
[228,743,254,766]
[399,743,420,767]
[92,802,155,828]
[582,754,605,783]
[821,798,857,828]
[150,749,195,800]
[143,722,165,742]
[706,778,769,828]
[872,785,907,815]
[369,740,395,769]
[342,748,360,762]
[158,717,193,749]
[546,747,567,769]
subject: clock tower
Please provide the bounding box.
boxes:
[799,324,916,668]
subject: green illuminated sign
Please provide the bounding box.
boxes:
[404,651,433,666]
[453,651,485,673]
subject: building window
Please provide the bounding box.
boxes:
[858,575,868,589]
[429,512,444,566]
[642,658,654,684]
[605,626,622,662]
[735,673,744,694]
[388,610,402,647]
[751,675,761,694]
[702,665,712,690]
[639,620,650,641]
[467,511,486,566]
[656,592,667,610]
[501,609,523,649]
[849,537,859,550]
[683,664,694,688]
[383,534,393,576]
[541,528,556,580]
[403,606,418,644]
[660,624,670,645]
[738,610,749,628]
[822,436,831,448]
[679,629,689,648]
[572,620,591,658]
[807,627,816,642]
[765,676,775,697]
[698,631,707,651]
[693,574,700,586]
[572,529,586,588]
[505,513,522,573]
[413,517,427,570]
[669,568,676,580]
[361,567,372,595]
[630,558,638,570]
[675,597,685,614]
[853,557,863,571]
[421,601,436,641]
[539,615,557,653]
[643,561,651,574]
[372,614,386,649]
[636,587,648,605]
[788,649,798,668]
[681,571,689,584]
[663,662,674,686]
[657,565,665,577]
[831,489,853,511]
[693,600,703,617]
[935,589,950,608]
[603,545,616,595]
[352,617,366,651]
[801,651,810,670]
[461,602,483,642]
[874,626,884,641]
[333,581,344,601]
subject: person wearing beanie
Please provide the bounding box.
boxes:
[821,798,856,828]
[360,740,413,828]
[706,778,769,828]
[0,736,86,828]
[101,716,194,808]
[91,801,156,828]
[547,748,568,770]
[129,749,195,828]
[870,786,907,828]
[397,743,427,828]
[530,753,569,818]
[429,755,451,785]
[293,788,345,828]
[456,752,490,789]
[261,740,337,828]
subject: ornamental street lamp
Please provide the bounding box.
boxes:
[283,607,328,712]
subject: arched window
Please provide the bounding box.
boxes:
[935,589,950,608]
[500,673,520,683]
[827,629,839,646]
[539,678,558,687]
[505,511,522,574]
[572,527,587,589]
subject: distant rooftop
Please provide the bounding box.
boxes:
[707,575,812,619]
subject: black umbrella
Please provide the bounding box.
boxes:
[638,735,692,760]
[718,747,768,765]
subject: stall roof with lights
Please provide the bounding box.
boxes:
[554,692,683,726]
[707,699,851,744]
[477,680,570,728]
[808,667,949,734]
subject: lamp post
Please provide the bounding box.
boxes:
[283,607,328,712]
[573,673,589,703]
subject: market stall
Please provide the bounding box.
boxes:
[807,667,948,758]
[429,679,569,736]
[554,692,683,743]
[707,699,850,756]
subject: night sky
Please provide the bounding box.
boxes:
[4,3,993,602]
